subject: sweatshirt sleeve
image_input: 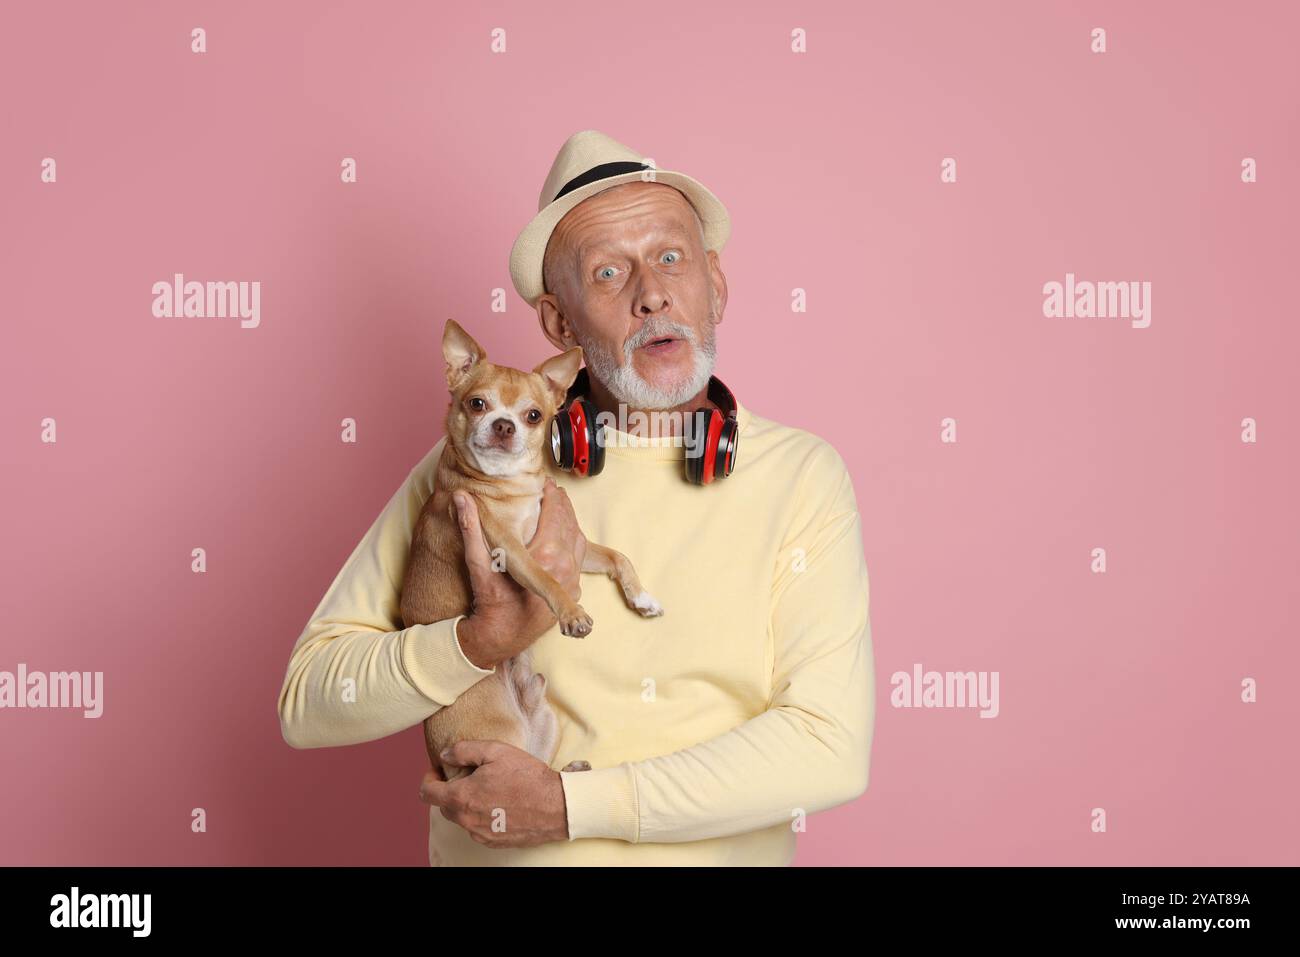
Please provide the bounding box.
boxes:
[559,442,875,843]
[277,442,496,750]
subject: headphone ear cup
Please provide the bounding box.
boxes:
[550,408,575,471]
[716,418,739,480]
[684,409,715,485]
[578,397,605,477]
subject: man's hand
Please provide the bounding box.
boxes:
[417,741,569,849]
[453,478,586,670]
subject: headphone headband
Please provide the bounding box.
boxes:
[556,367,740,485]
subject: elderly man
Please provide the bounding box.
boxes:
[278,130,875,866]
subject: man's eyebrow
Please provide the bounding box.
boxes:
[578,227,692,261]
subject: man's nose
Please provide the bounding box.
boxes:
[492,418,516,438]
[633,267,671,316]
[637,293,671,318]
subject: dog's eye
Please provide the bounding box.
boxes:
[526,409,543,424]
[468,397,486,412]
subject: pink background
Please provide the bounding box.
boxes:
[2,0,1297,865]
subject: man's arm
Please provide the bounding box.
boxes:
[559,443,875,844]
[277,444,495,750]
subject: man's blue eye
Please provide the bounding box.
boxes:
[599,267,615,279]
[662,251,679,264]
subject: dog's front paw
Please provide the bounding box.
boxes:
[558,605,593,638]
[632,591,664,617]
[561,760,592,773]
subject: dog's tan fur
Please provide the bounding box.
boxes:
[399,320,662,781]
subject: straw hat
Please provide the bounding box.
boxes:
[508,130,731,308]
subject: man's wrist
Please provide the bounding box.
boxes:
[401,617,495,707]
[551,770,571,842]
[455,616,496,670]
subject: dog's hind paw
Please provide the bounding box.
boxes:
[632,591,664,617]
[561,760,592,773]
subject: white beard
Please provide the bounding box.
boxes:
[578,318,717,410]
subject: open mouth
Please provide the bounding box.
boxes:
[642,336,682,354]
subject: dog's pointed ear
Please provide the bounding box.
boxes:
[443,319,486,390]
[534,346,583,408]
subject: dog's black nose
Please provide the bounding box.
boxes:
[492,418,516,438]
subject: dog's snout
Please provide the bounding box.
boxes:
[492,418,516,438]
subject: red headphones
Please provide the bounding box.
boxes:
[550,368,740,485]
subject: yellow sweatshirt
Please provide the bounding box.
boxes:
[277,402,875,865]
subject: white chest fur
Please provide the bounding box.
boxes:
[507,493,541,545]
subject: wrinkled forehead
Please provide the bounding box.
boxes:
[577,221,697,263]
[553,183,701,258]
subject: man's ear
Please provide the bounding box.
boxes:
[443,319,486,390]
[536,295,577,351]
[533,346,584,408]
[707,249,728,325]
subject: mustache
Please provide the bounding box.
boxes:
[623,320,697,359]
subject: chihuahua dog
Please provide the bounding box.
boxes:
[400,319,663,781]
